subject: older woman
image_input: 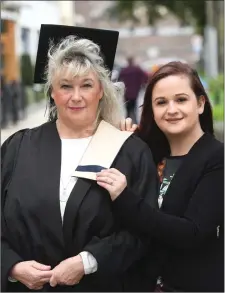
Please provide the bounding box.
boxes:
[1,25,159,292]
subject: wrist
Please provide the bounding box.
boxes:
[9,262,21,280]
[71,255,84,272]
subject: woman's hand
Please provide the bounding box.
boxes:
[96,168,127,201]
[49,255,84,287]
[10,260,52,290]
[120,118,138,132]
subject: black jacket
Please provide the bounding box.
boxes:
[113,133,224,292]
[1,121,159,292]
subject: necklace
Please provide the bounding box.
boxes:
[60,176,74,202]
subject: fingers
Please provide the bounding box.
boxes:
[97,171,117,180]
[120,118,135,132]
[40,277,52,283]
[120,119,126,131]
[32,261,51,271]
[49,275,58,287]
[97,180,110,190]
[38,270,53,279]
[125,117,132,131]
[131,124,138,132]
[97,168,122,177]
[97,176,114,186]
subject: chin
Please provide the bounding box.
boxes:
[163,126,187,136]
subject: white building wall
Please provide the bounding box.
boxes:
[15,1,61,63]
[59,1,75,25]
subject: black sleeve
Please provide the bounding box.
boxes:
[1,130,27,291]
[113,147,224,249]
[84,141,159,276]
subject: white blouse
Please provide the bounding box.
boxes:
[60,137,92,219]
[60,137,97,275]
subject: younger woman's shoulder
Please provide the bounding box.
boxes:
[206,136,224,169]
[123,133,151,153]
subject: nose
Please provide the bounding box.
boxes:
[71,87,82,102]
[167,101,178,115]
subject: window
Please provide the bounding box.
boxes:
[21,27,30,53]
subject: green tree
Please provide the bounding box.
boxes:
[20,54,34,86]
[108,0,206,35]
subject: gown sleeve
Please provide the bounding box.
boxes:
[112,146,224,249]
[1,130,27,291]
[83,139,159,276]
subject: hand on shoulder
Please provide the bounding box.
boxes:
[120,118,138,132]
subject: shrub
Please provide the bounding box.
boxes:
[212,104,224,121]
[20,54,34,86]
[208,74,224,105]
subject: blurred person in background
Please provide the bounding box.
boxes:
[1,75,8,128]
[1,76,11,129]
[1,25,159,292]
[19,81,28,120]
[97,61,224,292]
[9,80,19,125]
[118,56,149,123]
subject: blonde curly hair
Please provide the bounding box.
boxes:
[44,35,126,128]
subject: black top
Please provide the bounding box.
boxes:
[159,156,185,208]
[113,133,224,292]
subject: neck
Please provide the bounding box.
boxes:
[167,125,204,156]
[56,119,96,139]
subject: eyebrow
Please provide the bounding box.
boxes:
[175,93,189,97]
[82,78,94,82]
[60,79,71,83]
[60,78,94,83]
[154,93,189,101]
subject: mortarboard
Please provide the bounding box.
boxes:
[33,24,119,84]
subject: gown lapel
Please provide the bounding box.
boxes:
[161,133,216,215]
[38,121,65,251]
[63,178,93,256]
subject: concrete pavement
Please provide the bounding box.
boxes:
[1,101,48,144]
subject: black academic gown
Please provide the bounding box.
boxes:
[1,121,159,292]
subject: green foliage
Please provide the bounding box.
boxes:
[26,86,45,105]
[107,1,139,23]
[20,54,34,86]
[212,104,224,121]
[208,74,224,105]
[110,0,206,34]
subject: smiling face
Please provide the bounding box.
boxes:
[152,74,205,138]
[51,68,103,128]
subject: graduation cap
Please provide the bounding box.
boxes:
[33,24,119,84]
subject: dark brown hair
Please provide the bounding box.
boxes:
[136,61,214,165]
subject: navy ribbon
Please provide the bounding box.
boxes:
[75,165,107,173]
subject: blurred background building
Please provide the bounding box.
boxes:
[1,0,224,142]
[1,1,75,82]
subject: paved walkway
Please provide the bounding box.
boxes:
[1,101,48,144]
